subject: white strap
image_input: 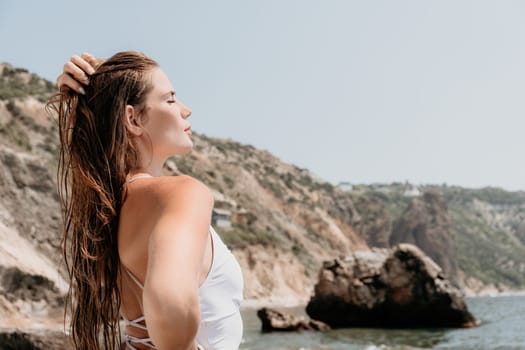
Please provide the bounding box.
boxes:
[127,174,154,183]
[125,335,203,350]
[125,268,145,289]
[125,333,158,349]
[124,315,148,331]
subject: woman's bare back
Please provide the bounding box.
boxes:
[117,175,214,348]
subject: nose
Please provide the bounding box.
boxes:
[181,102,192,119]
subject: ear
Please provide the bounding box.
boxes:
[123,105,143,137]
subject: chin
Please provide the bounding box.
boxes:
[178,143,193,155]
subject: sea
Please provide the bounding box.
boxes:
[239,295,525,350]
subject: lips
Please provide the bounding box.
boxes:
[184,125,192,135]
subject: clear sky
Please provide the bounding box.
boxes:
[1,0,525,191]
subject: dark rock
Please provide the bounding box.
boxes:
[306,244,478,328]
[257,307,330,333]
[0,328,73,350]
[308,319,331,331]
[0,267,63,307]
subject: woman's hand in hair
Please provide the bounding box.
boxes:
[56,53,104,94]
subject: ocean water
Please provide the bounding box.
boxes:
[239,295,525,350]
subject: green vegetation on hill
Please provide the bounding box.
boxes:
[0,63,55,102]
[215,223,279,249]
[443,186,525,288]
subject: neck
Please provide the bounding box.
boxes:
[131,155,167,178]
[133,140,170,177]
[127,173,153,183]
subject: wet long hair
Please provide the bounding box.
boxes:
[47,51,158,350]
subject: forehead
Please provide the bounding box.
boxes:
[149,67,174,95]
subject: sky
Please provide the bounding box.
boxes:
[1,0,525,191]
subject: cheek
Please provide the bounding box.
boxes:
[148,109,177,133]
[150,110,184,142]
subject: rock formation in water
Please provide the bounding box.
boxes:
[257,307,330,332]
[306,244,477,328]
[0,328,72,350]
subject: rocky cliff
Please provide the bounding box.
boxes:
[0,63,67,330]
[390,191,459,286]
[349,183,525,294]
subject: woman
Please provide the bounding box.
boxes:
[50,51,244,350]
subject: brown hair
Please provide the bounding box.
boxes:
[47,51,158,350]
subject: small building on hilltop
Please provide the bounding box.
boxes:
[212,208,232,229]
[403,186,421,197]
[337,182,353,191]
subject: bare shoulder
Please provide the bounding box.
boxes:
[119,175,213,277]
[136,175,213,210]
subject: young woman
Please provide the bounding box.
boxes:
[51,51,244,350]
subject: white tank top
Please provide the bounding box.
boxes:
[122,225,244,350]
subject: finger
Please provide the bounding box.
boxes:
[63,61,90,84]
[71,54,95,76]
[81,52,100,72]
[57,73,85,94]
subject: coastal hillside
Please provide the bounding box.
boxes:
[0,62,524,327]
[349,183,525,292]
[0,63,67,329]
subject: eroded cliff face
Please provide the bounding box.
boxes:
[0,96,67,328]
[354,184,525,294]
[443,188,525,292]
[390,191,460,286]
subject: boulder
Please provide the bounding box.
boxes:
[306,244,477,328]
[257,307,330,332]
[0,328,72,350]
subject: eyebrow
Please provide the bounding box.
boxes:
[161,90,177,99]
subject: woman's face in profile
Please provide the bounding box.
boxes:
[140,67,193,158]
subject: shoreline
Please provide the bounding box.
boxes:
[241,289,525,309]
[241,296,310,309]
[466,289,525,298]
